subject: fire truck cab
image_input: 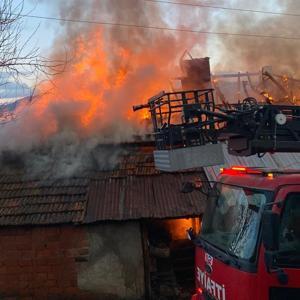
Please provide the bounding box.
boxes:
[192,166,300,300]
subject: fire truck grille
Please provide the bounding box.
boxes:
[269,287,300,300]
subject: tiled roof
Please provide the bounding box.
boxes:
[0,145,206,226]
[0,175,88,226]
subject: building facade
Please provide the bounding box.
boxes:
[0,148,206,299]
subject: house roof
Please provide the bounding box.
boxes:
[0,145,206,226]
[85,167,206,223]
[0,175,88,226]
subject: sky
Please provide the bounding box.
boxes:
[20,1,59,55]
[2,0,298,101]
[0,0,60,100]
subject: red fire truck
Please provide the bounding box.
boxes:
[191,166,300,300]
[134,88,300,299]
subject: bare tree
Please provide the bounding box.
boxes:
[0,0,64,94]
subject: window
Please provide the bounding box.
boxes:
[200,184,268,260]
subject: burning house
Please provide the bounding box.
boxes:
[0,143,206,300]
[2,50,300,299]
[2,0,300,298]
[0,3,210,298]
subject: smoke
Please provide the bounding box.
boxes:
[206,0,300,75]
[2,0,298,177]
[0,0,195,178]
[0,132,125,178]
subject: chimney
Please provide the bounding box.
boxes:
[180,57,212,90]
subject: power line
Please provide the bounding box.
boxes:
[16,13,300,41]
[145,0,300,18]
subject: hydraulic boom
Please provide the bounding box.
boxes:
[133,88,300,157]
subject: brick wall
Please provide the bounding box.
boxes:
[0,225,96,300]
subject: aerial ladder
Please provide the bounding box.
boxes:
[133,88,300,171]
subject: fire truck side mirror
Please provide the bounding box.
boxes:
[262,211,280,251]
[181,180,212,196]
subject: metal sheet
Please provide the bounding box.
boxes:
[85,171,206,223]
[154,144,224,172]
[204,143,300,182]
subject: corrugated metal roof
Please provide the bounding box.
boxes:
[204,143,300,182]
[85,172,206,222]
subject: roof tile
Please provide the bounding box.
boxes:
[0,147,206,226]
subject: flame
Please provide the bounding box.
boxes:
[164,218,201,240]
[21,26,188,142]
[141,110,150,120]
[262,91,274,102]
[282,74,289,83]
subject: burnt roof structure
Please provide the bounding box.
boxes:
[0,146,206,226]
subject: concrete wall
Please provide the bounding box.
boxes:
[78,222,145,300]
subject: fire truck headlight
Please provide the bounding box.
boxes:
[275,113,287,125]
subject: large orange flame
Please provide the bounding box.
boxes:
[29,27,187,142]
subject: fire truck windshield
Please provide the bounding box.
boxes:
[200,184,269,260]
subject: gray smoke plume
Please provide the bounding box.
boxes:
[206,0,300,75]
[0,0,194,178]
[1,0,298,178]
[0,132,125,178]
